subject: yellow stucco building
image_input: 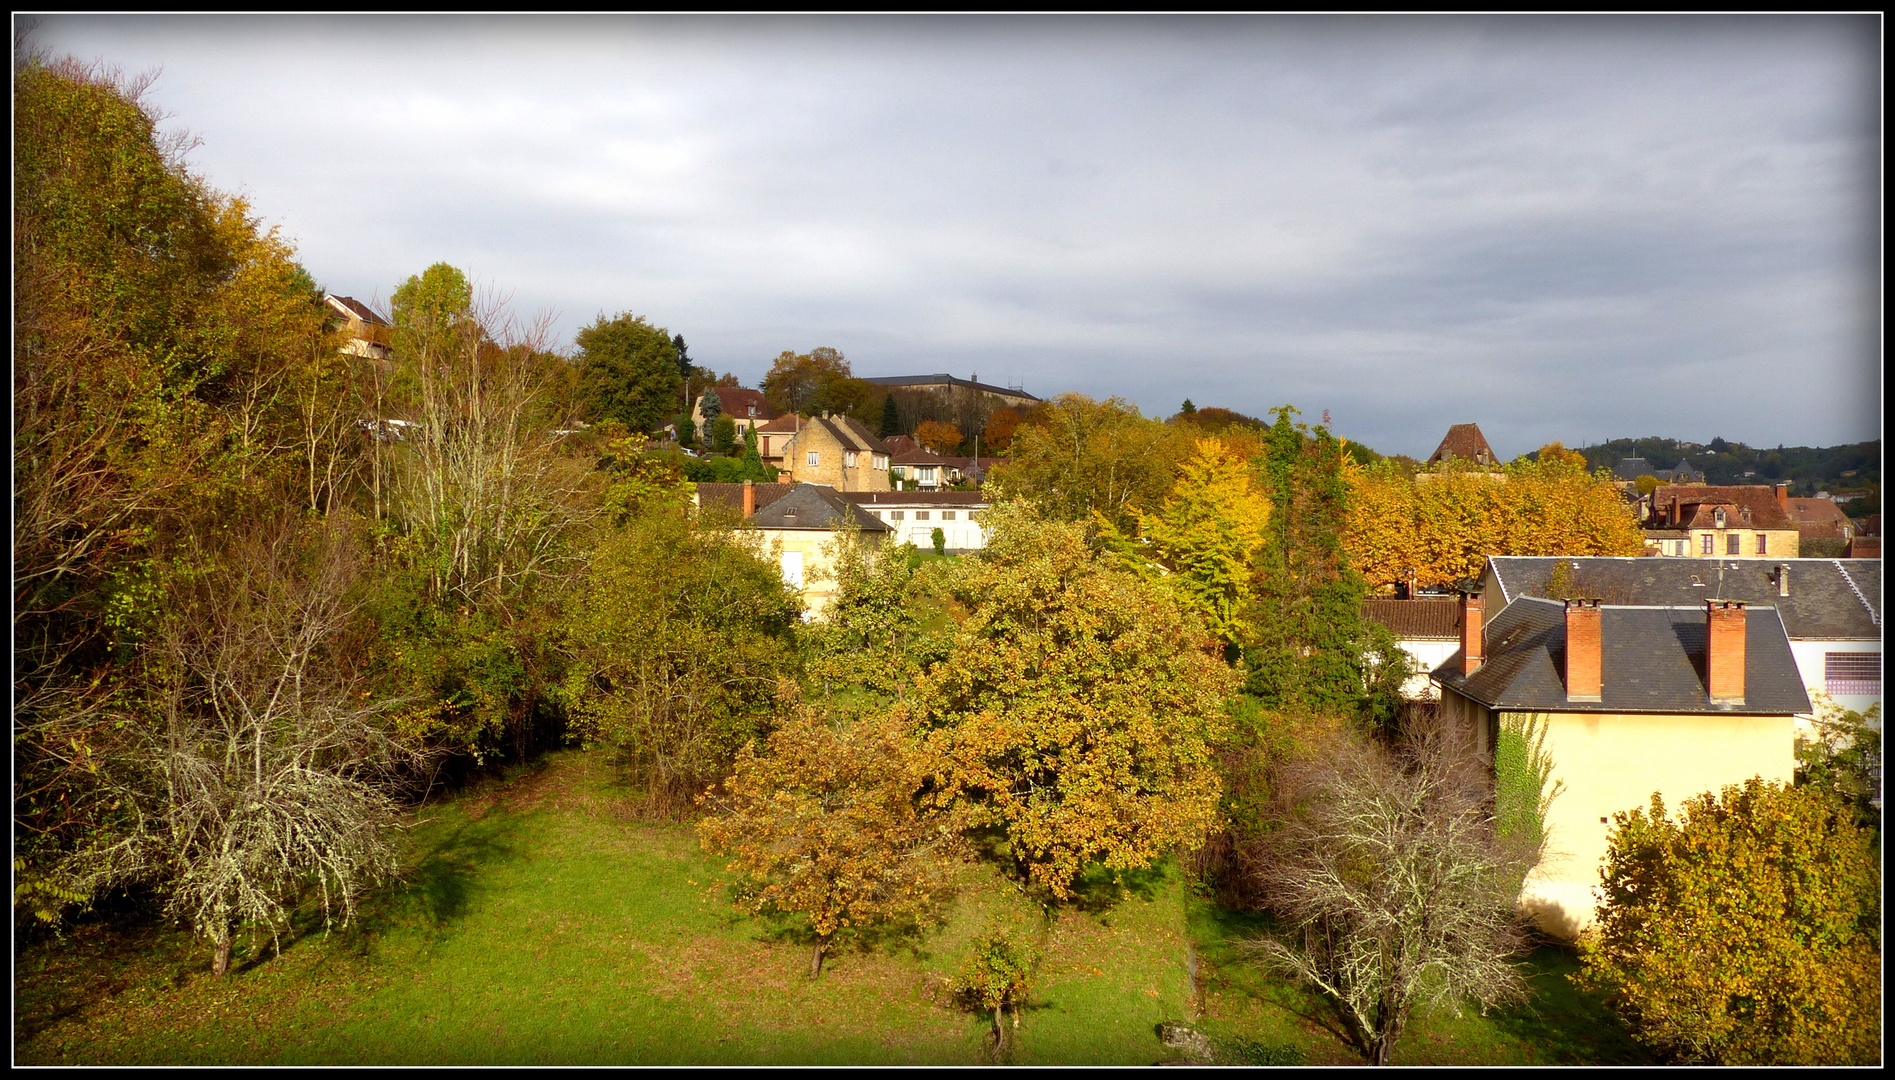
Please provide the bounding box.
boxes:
[1433,592,1810,939]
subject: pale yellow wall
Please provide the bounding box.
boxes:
[753,527,886,616]
[1509,706,1795,939]
[1670,527,1800,559]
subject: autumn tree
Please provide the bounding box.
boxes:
[560,505,803,813]
[698,707,953,978]
[953,924,1043,1059]
[801,528,933,698]
[1096,437,1270,653]
[1580,780,1880,1065]
[914,419,964,456]
[575,312,683,434]
[985,394,1193,534]
[981,406,1021,452]
[14,52,363,912]
[916,503,1235,900]
[762,346,868,418]
[1795,699,1881,832]
[1243,720,1540,1065]
[1344,453,1644,594]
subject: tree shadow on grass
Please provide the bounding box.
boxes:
[1485,943,1653,1065]
[1063,861,1170,916]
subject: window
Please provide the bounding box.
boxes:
[845,451,858,468]
[1756,534,1767,555]
[890,511,905,521]
[807,451,819,467]
[748,405,757,417]
[915,511,930,521]
[1714,508,1726,528]
[780,550,805,589]
[1701,534,1714,554]
[942,511,956,521]
[874,454,888,470]
[1727,534,1741,555]
[1825,653,1881,696]
[919,468,936,482]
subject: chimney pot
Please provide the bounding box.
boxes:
[1460,592,1485,676]
[742,479,756,517]
[1564,598,1603,702]
[1775,482,1790,511]
[1705,600,1747,704]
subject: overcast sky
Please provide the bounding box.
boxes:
[25,15,1881,457]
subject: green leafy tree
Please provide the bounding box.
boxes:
[576,312,682,433]
[711,413,739,456]
[698,707,953,979]
[931,527,947,556]
[740,423,770,481]
[917,503,1236,899]
[1580,779,1880,1064]
[953,924,1043,1059]
[986,394,1194,534]
[1796,698,1881,832]
[560,505,803,813]
[801,530,932,698]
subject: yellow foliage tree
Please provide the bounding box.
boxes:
[1096,438,1270,650]
[1344,455,1643,592]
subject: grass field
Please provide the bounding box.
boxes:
[14,749,1650,1066]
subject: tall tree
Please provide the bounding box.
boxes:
[914,419,963,456]
[575,312,682,434]
[917,502,1235,899]
[761,346,866,417]
[880,393,904,438]
[1580,780,1879,1065]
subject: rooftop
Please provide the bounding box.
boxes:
[862,373,1041,402]
[1434,596,1810,716]
[747,483,891,533]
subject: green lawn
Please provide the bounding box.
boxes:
[14,750,1647,1066]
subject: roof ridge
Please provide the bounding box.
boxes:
[1832,560,1879,628]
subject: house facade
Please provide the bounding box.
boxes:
[1479,556,1882,721]
[1641,483,1800,559]
[1434,592,1810,939]
[778,414,893,493]
[693,388,778,436]
[325,295,392,361]
[744,483,891,616]
[841,491,990,552]
[1359,598,1461,699]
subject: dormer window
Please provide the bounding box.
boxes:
[1713,508,1726,528]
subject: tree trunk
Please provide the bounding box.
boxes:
[810,938,825,979]
[212,927,232,977]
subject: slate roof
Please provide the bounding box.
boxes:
[1613,457,1655,480]
[694,482,793,516]
[326,295,389,326]
[1652,484,1796,530]
[862,374,1041,402]
[1426,423,1498,466]
[1485,556,1882,641]
[842,491,990,507]
[1433,596,1811,716]
[1361,598,1462,640]
[747,483,891,533]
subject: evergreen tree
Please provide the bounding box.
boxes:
[701,387,723,421]
[880,393,903,438]
[1180,399,1197,416]
[741,424,770,481]
[672,334,692,380]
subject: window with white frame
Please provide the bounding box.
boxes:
[1701,535,1714,554]
[890,511,905,521]
[942,511,956,521]
[915,511,930,521]
[807,451,819,466]
[1825,653,1880,696]
[873,454,888,470]
[845,451,857,468]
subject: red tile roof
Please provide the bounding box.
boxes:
[1426,423,1498,466]
[1653,485,1797,531]
[700,388,777,421]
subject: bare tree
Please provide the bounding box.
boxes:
[42,516,427,975]
[1241,721,1540,1065]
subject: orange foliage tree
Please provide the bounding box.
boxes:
[1344,455,1643,592]
[914,419,964,455]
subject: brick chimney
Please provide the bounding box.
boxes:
[1705,600,1747,705]
[1564,598,1603,702]
[1774,482,1790,511]
[742,479,756,517]
[1460,592,1485,676]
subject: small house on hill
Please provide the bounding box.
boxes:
[693,388,778,435]
[1643,483,1800,559]
[325,295,392,361]
[1425,423,1499,467]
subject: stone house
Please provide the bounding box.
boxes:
[1359,597,1462,699]
[1642,483,1801,559]
[744,483,891,616]
[777,414,893,493]
[1434,592,1810,939]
